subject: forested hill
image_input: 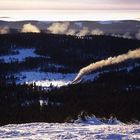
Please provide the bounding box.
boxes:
[0,33,140,125]
[0,33,140,67]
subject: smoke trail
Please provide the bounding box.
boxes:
[47,22,70,34]
[0,26,10,34]
[21,23,40,33]
[72,48,140,83]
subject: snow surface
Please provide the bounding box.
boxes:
[0,118,139,140]
[48,63,65,69]
[0,49,46,63]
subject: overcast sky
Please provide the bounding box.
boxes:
[0,0,140,10]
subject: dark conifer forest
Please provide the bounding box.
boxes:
[0,33,140,125]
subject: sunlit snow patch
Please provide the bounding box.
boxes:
[0,48,46,63]
[16,71,76,88]
[27,80,71,88]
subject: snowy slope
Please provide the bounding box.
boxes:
[16,71,76,88]
[0,122,139,140]
[0,49,43,63]
[15,63,140,88]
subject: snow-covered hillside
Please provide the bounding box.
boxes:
[0,48,45,63]
[1,48,140,89]
[14,63,140,88]
[16,71,76,88]
[0,118,139,140]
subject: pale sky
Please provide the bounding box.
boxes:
[0,0,140,10]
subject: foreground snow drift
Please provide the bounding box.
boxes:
[0,122,140,140]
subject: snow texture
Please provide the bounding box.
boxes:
[0,120,139,140]
[0,49,46,63]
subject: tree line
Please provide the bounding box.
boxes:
[0,66,140,125]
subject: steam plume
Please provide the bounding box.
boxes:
[91,28,104,35]
[66,29,76,35]
[48,22,104,37]
[72,48,140,83]
[122,32,132,39]
[47,22,70,34]
[0,26,10,34]
[76,27,89,36]
[67,28,104,36]
[112,32,132,39]
[21,23,40,33]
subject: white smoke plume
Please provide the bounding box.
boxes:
[72,48,140,83]
[0,26,10,34]
[136,30,140,40]
[47,22,70,34]
[21,23,40,33]
[91,28,104,35]
[76,27,89,36]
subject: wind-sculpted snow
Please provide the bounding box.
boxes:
[0,120,139,140]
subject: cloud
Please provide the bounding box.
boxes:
[0,26,10,34]
[1,0,140,10]
[47,22,70,34]
[91,28,104,35]
[21,23,40,33]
